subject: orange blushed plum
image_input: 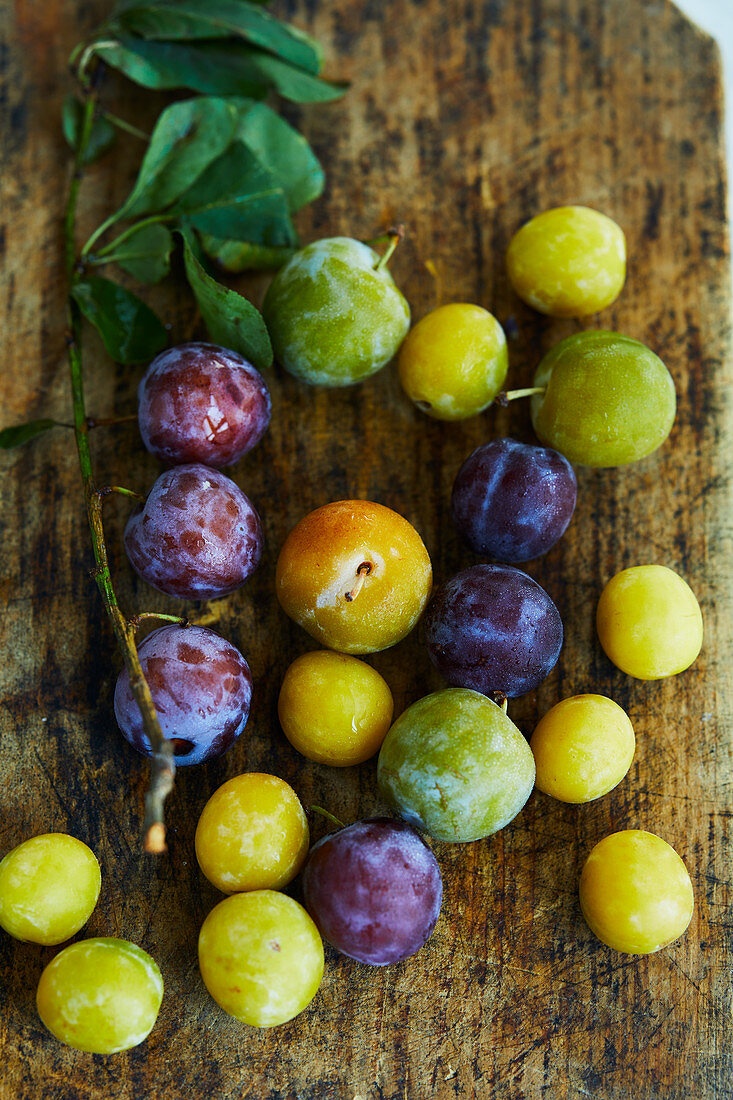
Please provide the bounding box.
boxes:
[275,500,433,654]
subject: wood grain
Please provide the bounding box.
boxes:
[1,0,731,1096]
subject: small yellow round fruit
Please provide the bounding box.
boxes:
[279,650,394,766]
[36,938,163,1053]
[507,205,626,317]
[0,833,101,945]
[195,773,309,894]
[198,891,324,1027]
[579,830,694,954]
[596,565,703,679]
[397,303,508,420]
[530,694,635,803]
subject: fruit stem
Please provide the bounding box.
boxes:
[86,413,137,429]
[129,612,189,632]
[345,562,372,603]
[489,691,509,714]
[64,73,175,855]
[309,806,345,831]
[494,386,546,407]
[374,225,404,271]
[98,484,146,503]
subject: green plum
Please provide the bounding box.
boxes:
[262,237,410,386]
[377,688,535,843]
[530,330,676,467]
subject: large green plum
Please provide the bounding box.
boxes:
[377,688,535,843]
[530,330,676,467]
[262,237,410,386]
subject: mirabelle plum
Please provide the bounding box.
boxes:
[275,500,432,654]
[36,938,163,1053]
[0,834,101,946]
[579,831,694,954]
[398,304,508,419]
[195,773,309,894]
[530,695,635,803]
[198,891,324,1026]
[278,651,394,766]
[596,565,703,679]
[507,205,626,317]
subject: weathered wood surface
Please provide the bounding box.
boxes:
[1,0,731,1096]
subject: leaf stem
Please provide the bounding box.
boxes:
[65,79,175,855]
[90,214,170,260]
[100,109,149,142]
[80,210,125,258]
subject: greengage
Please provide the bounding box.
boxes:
[36,938,163,1053]
[198,891,324,1026]
[377,688,535,842]
[579,831,694,954]
[398,303,508,419]
[195,773,309,894]
[0,834,101,946]
[596,565,703,679]
[530,695,635,803]
[278,651,394,766]
[275,499,432,654]
[507,205,626,317]
[530,330,676,467]
[262,236,410,386]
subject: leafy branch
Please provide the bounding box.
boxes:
[5,0,345,851]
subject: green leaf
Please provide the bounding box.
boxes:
[120,96,239,219]
[102,223,173,283]
[115,0,322,75]
[229,98,324,211]
[247,50,346,103]
[92,37,346,102]
[199,233,294,273]
[71,276,168,363]
[61,95,116,164]
[179,230,272,370]
[170,141,297,247]
[0,419,61,449]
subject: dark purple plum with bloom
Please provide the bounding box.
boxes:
[302,818,443,966]
[124,464,263,600]
[114,625,252,766]
[138,343,271,468]
[424,563,563,698]
[451,437,577,563]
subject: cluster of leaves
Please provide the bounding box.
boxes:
[1,0,343,449]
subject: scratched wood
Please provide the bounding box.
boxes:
[0,0,731,1096]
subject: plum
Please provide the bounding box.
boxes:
[138,342,271,468]
[302,818,442,966]
[114,625,252,766]
[124,464,263,600]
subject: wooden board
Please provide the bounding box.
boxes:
[1,0,731,1096]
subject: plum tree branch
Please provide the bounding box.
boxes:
[64,78,175,855]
